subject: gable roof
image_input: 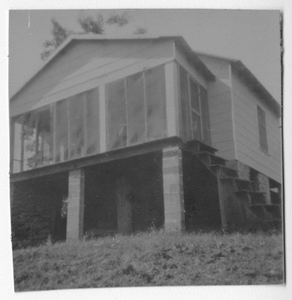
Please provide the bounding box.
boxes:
[10,35,215,100]
[196,52,281,117]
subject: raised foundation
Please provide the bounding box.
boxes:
[66,169,85,240]
[162,146,185,231]
[116,177,132,234]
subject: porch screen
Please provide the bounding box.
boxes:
[200,87,212,145]
[107,78,127,150]
[179,66,192,141]
[11,115,23,173]
[55,99,69,162]
[69,93,85,159]
[126,71,146,145]
[190,79,202,141]
[22,110,37,171]
[145,65,167,141]
[36,105,53,166]
[85,88,100,155]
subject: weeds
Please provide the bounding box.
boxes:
[13,230,284,291]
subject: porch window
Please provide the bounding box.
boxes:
[178,65,212,145]
[36,105,53,166]
[22,110,37,171]
[11,115,23,173]
[189,79,202,140]
[69,93,85,159]
[257,105,268,152]
[55,99,69,162]
[85,88,100,155]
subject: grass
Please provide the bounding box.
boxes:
[13,230,284,291]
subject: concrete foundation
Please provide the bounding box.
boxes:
[66,169,85,240]
[117,177,132,234]
[162,146,185,231]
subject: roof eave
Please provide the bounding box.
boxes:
[231,61,281,117]
[174,38,215,82]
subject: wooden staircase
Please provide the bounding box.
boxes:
[186,140,282,231]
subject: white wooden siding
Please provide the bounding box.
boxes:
[231,70,281,182]
[11,39,175,117]
[207,80,235,160]
[200,56,236,160]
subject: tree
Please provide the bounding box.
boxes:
[133,27,148,35]
[41,19,72,60]
[41,12,139,60]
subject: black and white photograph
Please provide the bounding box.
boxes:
[3,3,291,299]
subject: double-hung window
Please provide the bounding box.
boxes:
[257,105,268,153]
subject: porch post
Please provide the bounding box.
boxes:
[66,168,85,241]
[162,146,185,231]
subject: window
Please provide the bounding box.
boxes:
[69,93,85,159]
[257,106,268,152]
[36,105,53,166]
[55,99,69,162]
[189,79,202,140]
[178,65,212,145]
[11,115,23,173]
[22,111,37,170]
[106,65,167,151]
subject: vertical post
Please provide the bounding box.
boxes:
[66,169,85,241]
[99,85,106,153]
[162,146,185,231]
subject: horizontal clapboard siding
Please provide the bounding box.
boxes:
[231,69,281,182]
[11,39,175,117]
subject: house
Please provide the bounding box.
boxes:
[10,35,282,246]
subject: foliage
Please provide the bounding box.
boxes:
[41,11,140,60]
[78,14,104,35]
[41,19,72,60]
[133,27,148,34]
[13,230,284,291]
[105,12,130,27]
[11,190,52,250]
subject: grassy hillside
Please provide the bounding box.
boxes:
[13,230,284,291]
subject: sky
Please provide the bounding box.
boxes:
[9,9,282,102]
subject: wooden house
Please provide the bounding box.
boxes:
[10,35,282,246]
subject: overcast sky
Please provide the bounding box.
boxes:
[9,9,281,102]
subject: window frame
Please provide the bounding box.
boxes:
[187,75,204,141]
[257,105,269,153]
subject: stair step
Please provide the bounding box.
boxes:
[210,165,238,178]
[249,204,282,220]
[220,177,252,191]
[195,152,226,166]
[264,204,282,219]
[187,140,217,155]
[265,219,283,230]
[249,205,267,219]
[235,191,266,205]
